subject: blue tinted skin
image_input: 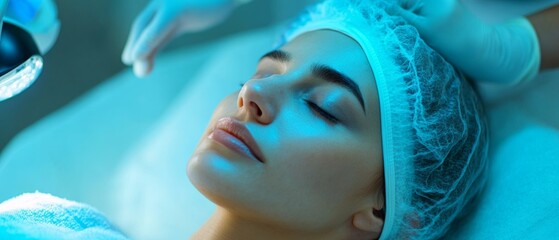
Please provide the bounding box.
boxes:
[187,30,386,240]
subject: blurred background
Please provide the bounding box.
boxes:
[0,0,317,153]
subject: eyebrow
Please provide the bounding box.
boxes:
[259,50,291,63]
[311,64,366,114]
[260,50,366,115]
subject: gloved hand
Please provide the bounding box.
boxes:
[3,0,60,54]
[0,0,6,36]
[122,0,251,78]
[6,0,41,24]
[391,0,540,86]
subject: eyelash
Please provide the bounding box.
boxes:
[238,82,339,124]
[305,99,339,124]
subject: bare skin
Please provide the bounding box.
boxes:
[187,30,385,240]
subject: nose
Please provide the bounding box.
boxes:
[237,79,278,124]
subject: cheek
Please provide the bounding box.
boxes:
[271,135,375,205]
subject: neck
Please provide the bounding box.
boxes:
[189,207,348,240]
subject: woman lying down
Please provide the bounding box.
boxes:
[0,0,488,239]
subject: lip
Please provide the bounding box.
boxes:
[209,117,265,163]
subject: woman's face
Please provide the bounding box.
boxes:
[188,30,384,234]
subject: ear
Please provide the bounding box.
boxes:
[352,208,384,235]
[352,183,385,236]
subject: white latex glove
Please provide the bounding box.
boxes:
[392,0,540,86]
[122,0,251,78]
[3,0,60,54]
[6,0,41,24]
[0,0,6,36]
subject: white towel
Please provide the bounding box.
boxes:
[0,192,129,240]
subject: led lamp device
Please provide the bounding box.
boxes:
[0,19,43,102]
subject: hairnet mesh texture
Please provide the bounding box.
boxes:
[279,0,489,239]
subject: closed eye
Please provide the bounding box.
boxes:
[241,82,340,124]
[305,99,339,124]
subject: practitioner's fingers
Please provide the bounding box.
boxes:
[128,6,181,65]
[122,1,157,65]
[133,58,153,78]
[388,3,424,28]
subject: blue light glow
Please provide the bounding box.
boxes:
[0,55,43,101]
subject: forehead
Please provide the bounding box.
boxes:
[280,29,378,116]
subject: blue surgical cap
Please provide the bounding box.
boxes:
[279,0,489,239]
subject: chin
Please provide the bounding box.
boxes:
[187,157,247,218]
[187,142,242,204]
[188,143,222,194]
[187,145,272,220]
